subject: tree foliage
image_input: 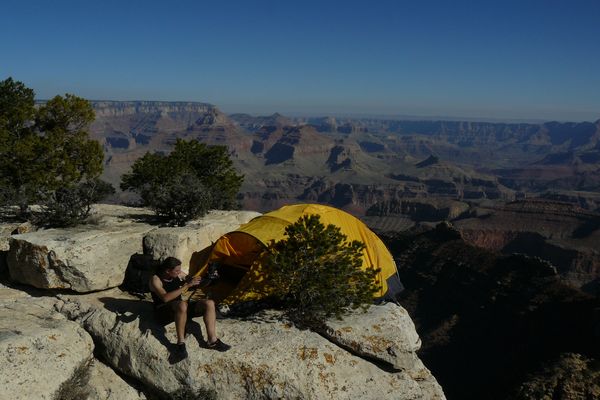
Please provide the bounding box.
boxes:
[142,173,212,226]
[0,77,109,224]
[121,139,244,225]
[37,179,115,227]
[0,77,35,136]
[262,214,381,327]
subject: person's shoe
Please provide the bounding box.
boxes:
[168,342,188,364]
[206,339,231,352]
[175,342,188,358]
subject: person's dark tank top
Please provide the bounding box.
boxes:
[151,275,184,307]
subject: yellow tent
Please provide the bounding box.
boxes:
[189,204,402,303]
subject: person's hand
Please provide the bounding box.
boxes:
[185,276,202,288]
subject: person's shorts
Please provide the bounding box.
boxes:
[153,300,207,325]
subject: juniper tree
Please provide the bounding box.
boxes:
[0,77,108,222]
[121,139,244,225]
[263,214,381,327]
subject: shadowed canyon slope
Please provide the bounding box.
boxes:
[380,223,600,400]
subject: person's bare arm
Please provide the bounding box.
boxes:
[149,275,201,303]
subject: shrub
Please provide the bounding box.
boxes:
[262,214,381,327]
[0,77,105,221]
[37,179,115,227]
[121,139,243,225]
[142,173,212,226]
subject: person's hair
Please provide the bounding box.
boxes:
[157,257,182,274]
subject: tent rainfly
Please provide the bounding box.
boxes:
[189,204,403,304]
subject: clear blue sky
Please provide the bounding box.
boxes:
[2,0,599,121]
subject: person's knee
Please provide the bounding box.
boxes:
[176,301,188,314]
[200,299,215,316]
[205,299,215,310]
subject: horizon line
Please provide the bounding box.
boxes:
[34,99,599,125]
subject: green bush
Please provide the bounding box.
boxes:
[37,179,115,227]
[262,214,381,327]
[0,77,106,222]
[142,173,212,226]
[121,139,243,225]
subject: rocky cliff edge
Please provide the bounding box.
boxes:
[0,205,445,399]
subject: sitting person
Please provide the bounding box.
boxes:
[149,257,230,356]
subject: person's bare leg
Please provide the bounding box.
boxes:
[200,299,217,343]
[172,301,188,344]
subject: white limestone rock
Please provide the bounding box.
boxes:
[321,303,422,370]
[0,288,95,400]
[6,206,260,291]
[56,290,446,400]
[143,210,261,271]
[320,303,443,398]
[6,205,156,292]
[83,359,147,400]
[0,283,31,301]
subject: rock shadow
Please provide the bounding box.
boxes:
[98,297,205,364]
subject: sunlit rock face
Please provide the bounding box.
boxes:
[6,206,260,292]
[0,286,94,400]
[7,205,156,292]
[56,289,445,400]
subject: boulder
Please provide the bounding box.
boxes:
[1,222,33,280]
[319,304,443,398]
[143,210,261,272]
[82,359,147,400]
[320,303,421,370]
[5,206,260,293]
[0,286,95,400]
[56,290,445,400]
[7,218,155,292]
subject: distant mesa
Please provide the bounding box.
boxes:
[543,121,598,147]
[310,116,367,134]
[229,112,293,131]
[416,155,440,168]
[87,100,600,213]
[91,100,216,118]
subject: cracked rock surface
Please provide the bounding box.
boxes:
[56,288,445,400]
[0,286,94,400]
